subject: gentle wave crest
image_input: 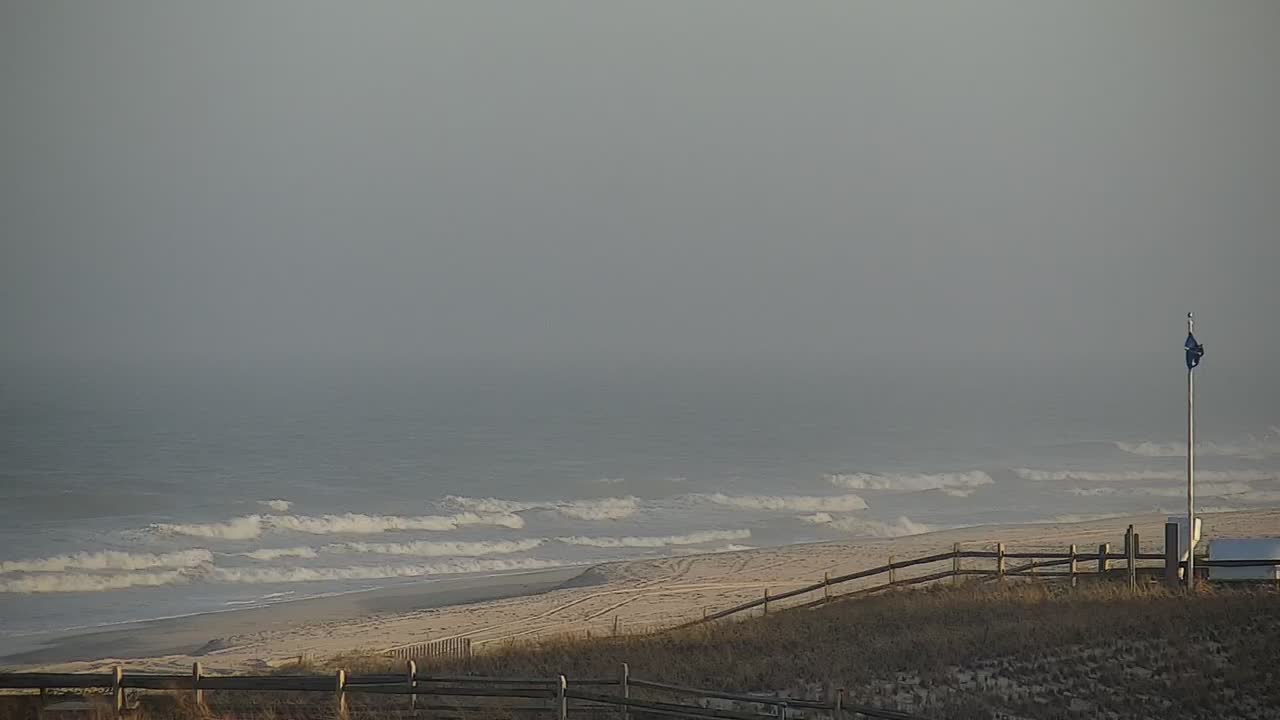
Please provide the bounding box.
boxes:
[827,471,993,492]
[328,538,544,557]
[699,493,868,513]
[1016,468,1277,483]
[152,511,524,539]
[816,515,934,537]
[1116,429,1280,459]
[558,529,750,548]
[444,496,641,521]
[208,558,564,585]
[0,549,213,574]
[0,570,192,594]
[1067,482,1254,498]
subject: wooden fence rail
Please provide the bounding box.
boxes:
[680,524,1280,629]
[0,665,923,720]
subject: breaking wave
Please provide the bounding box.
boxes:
[208,558,564,585]
[152,512,524,540]
[827,471,993,492]
[237,547,321,561]
[556,497,640,520]
[265,512,525,534]
[258,499,293,512]
[151,516,265,540]
[444,496,641,521]
[0,549,212,575]
[819,515,934,537]
[328,539,544,557]
[1016,468,1277,483]
[0,570,191,594]
[699,493,868,513]
[557,529,750,548]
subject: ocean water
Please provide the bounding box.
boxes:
[2,364,1277,648]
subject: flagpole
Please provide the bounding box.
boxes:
[1186,312,1195,591]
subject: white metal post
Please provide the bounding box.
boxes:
[1186,312,1196,591]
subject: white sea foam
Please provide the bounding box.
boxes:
[699,493,868,513]
[827,471,993,492]
[329,539,544,557]
[151,516,266,540]
[555,497,640,520]
[558,529,750,548]
[1067,482,1254,498]
[208,558,563,585]
[237,547,321,561]
[0,549,213,575]
[940,488,977,498]
[822,516,934,537]
[258,499,293,512]
[265,512,525,534]
[593,477,626,484]
[1015,468,1277,483]
[798,512,834,524]
[443,497,545,514]
[153,511,524,539]
[0,570,192,594]
[444,496,640,521]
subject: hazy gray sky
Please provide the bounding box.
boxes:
[2,1,1277,373]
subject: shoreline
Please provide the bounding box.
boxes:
[0,566,590,669]
[4,508,1276,673]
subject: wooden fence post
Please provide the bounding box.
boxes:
[952,543,961,584]
[834,688,844,718]
[192,661,204,710]
[557,675,568,720]
[888,556,896,586]
[763,589,769,615]
[335,669,347,719]
[1068,544,1078,588]
[779,701,789,720]
[996,543,1006,580]
[112,666,124,716]
[1097,543,1110,576]
[1164,522,1180,585]
[620,663,630,720]
[823,571,831,602]
[406,660,417,711]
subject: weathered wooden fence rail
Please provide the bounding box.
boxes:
[0,663,923,720]
[680,524,1280,629]
[385,636,472,661]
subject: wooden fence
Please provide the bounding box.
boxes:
[679,523,1280,628]
[0,663,925,720]
[385,637,472,662]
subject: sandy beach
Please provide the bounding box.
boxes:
[4,509,1276,674]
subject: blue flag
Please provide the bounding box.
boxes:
[1185,333,1204,370]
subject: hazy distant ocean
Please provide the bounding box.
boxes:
[2,365,1278,650]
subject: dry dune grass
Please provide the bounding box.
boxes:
[4,580,1278,719]
[424,581,1280,719]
